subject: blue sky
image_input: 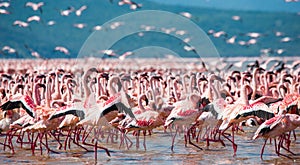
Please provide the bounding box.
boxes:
[149,0,300,13]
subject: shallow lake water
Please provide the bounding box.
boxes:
[1,127,300,165]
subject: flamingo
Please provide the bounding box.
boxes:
[232,15,242,22]
[25,2,44,13]
[118,0,142,10]
[219,84,277,155]
[164,93,202,152]
[54,46,70,55]
[179,12,192,19]
[280,37,293,43]
[60,7,74,16]
[2,46,18,57]
[47,20,56,26]
[73,23,87,29]
[0,8,10,14]
[13,20,30,28]
[27,15,41,23]
[75,5,87,16]
[253,114,300,159]
[0,94,36,118]
[92,25,102,31]
[0,2,10,8]
[24,45,41,58]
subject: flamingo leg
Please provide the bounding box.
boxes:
[17,130,25,148]
[260,138,268,160]
[221,125,237,156]
[171,129,178,152]
[48,131,62,150]
[124,133,133,149]
[31,132,39,155]
[38,132,43,155]
[292,130,296,141]
[136,130,140,149]
[119,132,125,149]
[279,135,295,156]
[64,129,72,150]
[143,130,147,151]
[43,131,59,154]
[8,130,15,154]
[2,131,9,151]
[187,127,202,150]
[275,136,293,159]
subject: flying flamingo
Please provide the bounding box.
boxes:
[0,2,10,8]
[13,20,30,28]
[60,7,74,16]
[75,5,87,16]
[27,15,42,23]
[0,8,10,15]
[54,46,70,55]
[25,2,44,13]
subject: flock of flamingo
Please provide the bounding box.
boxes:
[0,57,299,161]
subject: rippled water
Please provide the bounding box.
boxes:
[1,127,300,165]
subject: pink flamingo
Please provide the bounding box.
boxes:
[253,114,300,159]
[164,93,202,152]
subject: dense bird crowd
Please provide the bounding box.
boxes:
[0,57,299,160]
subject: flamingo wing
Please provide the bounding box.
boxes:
[48,109,85,120]
[0,100,35,118]
[252,115,284,139]
[235,110,274,121]
[100,102,135,119]
[250,96,283,105]
[235,102,274,121]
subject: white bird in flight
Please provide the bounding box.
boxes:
[25,2,44,13]
[92,25,102,31]
[226,36,237,44]
[179,12,192,19]
[2,46,17,54]
[246,32,263,38]
[47,20,56,26]
[0,8,10,14]
[213,31,227,38]
[60,7,74,16]
[119,51,134,60]
[0,2,10,8]
[73,23,86,29]
[25,45,41,58]
[232,15,242,22]
[183,45,197,53]
[27,15,41,22]
[280,37,292,42]
[54,46,70,55]
[75,5,87,16]
[110,22,124,29]
[13,20,30,28]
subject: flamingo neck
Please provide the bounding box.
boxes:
[138,94,146,112]
[45,79,51,108]
[54,73,61,98]
[108,77,121,96]
[241,84,250,106]
[189,74,196,94]
[251,69,258,100]
[33,83,41,106]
